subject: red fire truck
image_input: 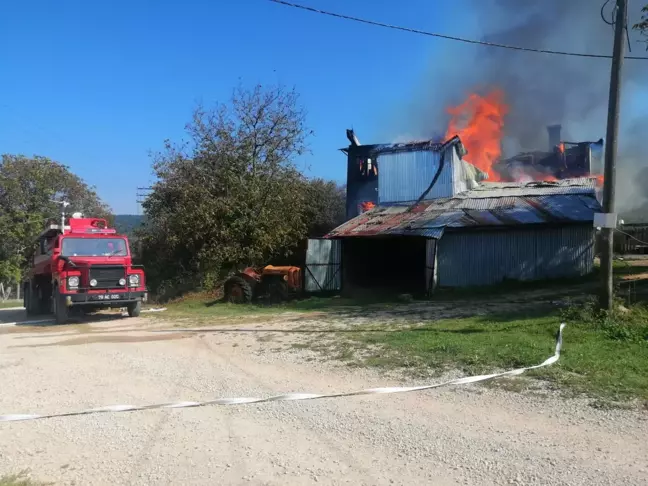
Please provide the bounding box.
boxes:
[23,212,147,324]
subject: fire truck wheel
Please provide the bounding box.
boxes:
[52,287,68,325]
[127,301,142,317]
[24,284,35,316]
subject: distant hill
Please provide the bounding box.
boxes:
[114,214,145,236]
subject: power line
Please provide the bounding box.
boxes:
[269,0,648,60]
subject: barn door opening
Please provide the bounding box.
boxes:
[305,239,342,292]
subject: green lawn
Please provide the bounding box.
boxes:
[0,300,22,309]
[155,287,648,402]
[0,472,51,486]
[293,306,648,403]
[612,258,648,272]
[155,294,398,321]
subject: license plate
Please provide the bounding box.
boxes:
[97,294,121,300]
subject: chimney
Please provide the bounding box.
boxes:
[346,129,360,147]
[547,124,562,150]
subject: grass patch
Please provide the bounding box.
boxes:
[433,273,599,302]
[612,259,648,277]
[154,293,398,321]
[301,306,648,401]
[0,300,22,309]
[0,471,52,486]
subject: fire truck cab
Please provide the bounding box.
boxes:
[23,213,147,324]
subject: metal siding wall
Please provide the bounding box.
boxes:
[451,148,468,195]
[378,150,454,203]
[425,238,437,292]
[305,239,342,292]
[437,226,594,287]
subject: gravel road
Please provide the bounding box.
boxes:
[0,310,647,486]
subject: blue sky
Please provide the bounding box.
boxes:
[1,0,470,214]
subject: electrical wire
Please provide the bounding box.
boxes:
[601,0,616,26]
[600,1,632,53]
[625,2,632,53]
[614,227,648,246]
[270,0,648,61]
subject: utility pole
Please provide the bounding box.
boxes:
[600,0,627,311]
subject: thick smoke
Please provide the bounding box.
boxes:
[387,0,648,216]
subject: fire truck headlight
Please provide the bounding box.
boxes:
[128,274,140,287]
[119,278,126,286]
[67,276,80,289]
[90,279,98,287]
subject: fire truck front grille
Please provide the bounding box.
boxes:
[89,265,126,289]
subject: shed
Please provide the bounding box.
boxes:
[305,177,601,295]
[308,134,602,295]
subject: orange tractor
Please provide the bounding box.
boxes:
[223,266,303,304]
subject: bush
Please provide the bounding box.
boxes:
[561,297,648,343]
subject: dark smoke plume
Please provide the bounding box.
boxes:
[387,0,648,215]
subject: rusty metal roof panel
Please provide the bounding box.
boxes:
[326,182,601,238]
[453,197,518,210]
[532,195,597,221]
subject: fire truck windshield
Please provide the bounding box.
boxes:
[61,237,128,257]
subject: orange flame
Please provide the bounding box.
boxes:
[444,90,509,181]
[595,174,604,186]
[360,201,376,212]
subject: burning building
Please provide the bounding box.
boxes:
[494,125,604,183]
[303,132,601,295]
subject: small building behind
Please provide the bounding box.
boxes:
[493,124,604,182]
[305,134,601,295]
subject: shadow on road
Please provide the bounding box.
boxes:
[0,307,127,327]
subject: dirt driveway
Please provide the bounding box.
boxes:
[0,309,646,486]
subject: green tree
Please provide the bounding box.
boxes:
[634,4,648,46]
[0,155,111,288]
[140,84,313,294]
[302,179,346,238]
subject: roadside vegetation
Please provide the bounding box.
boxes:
[0,472,51,486]
[155,290,648,403]
[0,300,22,309]
[154,292,399,323]
[296,301,648,403]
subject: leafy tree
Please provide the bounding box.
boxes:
[0,155,111,286]
[140,84,313,294]
[302,179,346,238]
[266,178,346,268]
[634,4,648,47]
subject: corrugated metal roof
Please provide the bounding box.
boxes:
[326,178,601,238]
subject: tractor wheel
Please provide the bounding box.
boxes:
[224,276,253,304]
[268,280,289,304]
[52,287,69,325]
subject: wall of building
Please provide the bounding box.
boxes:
[377,147,462,204]
[436,225,595,287]
[345,145,379,221]
[346,180,378,221]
